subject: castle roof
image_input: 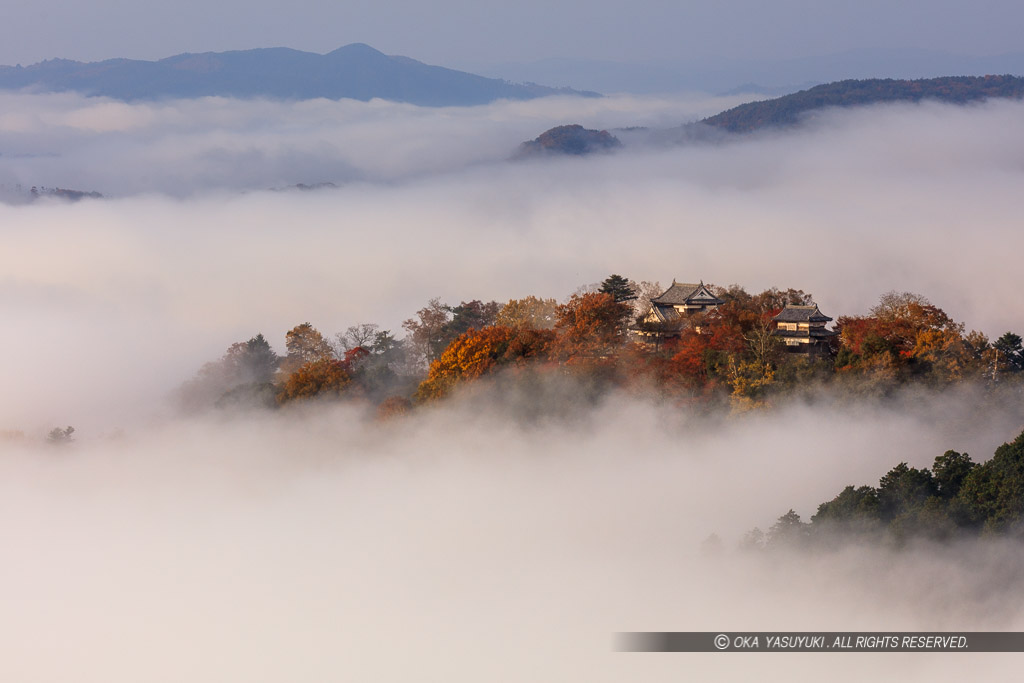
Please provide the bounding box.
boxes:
[649,304,681,322]
[772,304,833,323]
[650,281,724,307]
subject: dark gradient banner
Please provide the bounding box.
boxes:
[618,632,1024,653]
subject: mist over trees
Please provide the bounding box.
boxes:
[173,274,1022,420]
[748,427,1024,547]
[45,271,1021,551]
[177,334,280,411]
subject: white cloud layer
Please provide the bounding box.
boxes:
[0,92,733,195]
[1,92,1023,681]
[1,393,1023,682]
[2,94,1023,428]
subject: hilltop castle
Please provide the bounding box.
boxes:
[632,279,836,354]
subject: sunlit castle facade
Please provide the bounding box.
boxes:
[771,304,838,354]
[632,280,724,344]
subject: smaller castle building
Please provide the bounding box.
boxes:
[772,304,837,354]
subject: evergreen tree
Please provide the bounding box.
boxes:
[598,274,636,303]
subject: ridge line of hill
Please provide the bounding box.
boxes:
[0,43,601,106]
[699,75,1024,133]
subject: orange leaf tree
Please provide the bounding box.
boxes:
[415,326,554,401]
[277,358,352,404]
[553,292,630,362]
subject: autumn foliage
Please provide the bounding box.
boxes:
[179,282,1022,417]
[415,326,555,401]
[276,358,352,404]
[835,292,975,383]
[276,343,370,404]
[553,292,630,362]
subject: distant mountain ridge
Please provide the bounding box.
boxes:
[516,75,1024,159]
[0,43,599,105]
[701,75,1024,132]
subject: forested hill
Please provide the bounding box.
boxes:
[514,124,622,158]
[701,75,1024,133]
[0,43,599,105]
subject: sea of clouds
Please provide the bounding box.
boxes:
[3,390,1023,681]
[1,90,1023,681]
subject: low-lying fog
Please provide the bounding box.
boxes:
[0,91,742,194]
[2,387,1023,682]
[1,91,1022,680]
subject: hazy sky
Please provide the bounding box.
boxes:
[2,0,1022,68]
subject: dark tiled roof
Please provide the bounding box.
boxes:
[651,282,699,304]
[651,281,724,306]
[772,304,833,323]
[651,303,681,322]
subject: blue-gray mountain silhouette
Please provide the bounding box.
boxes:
[0,43,599,105]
